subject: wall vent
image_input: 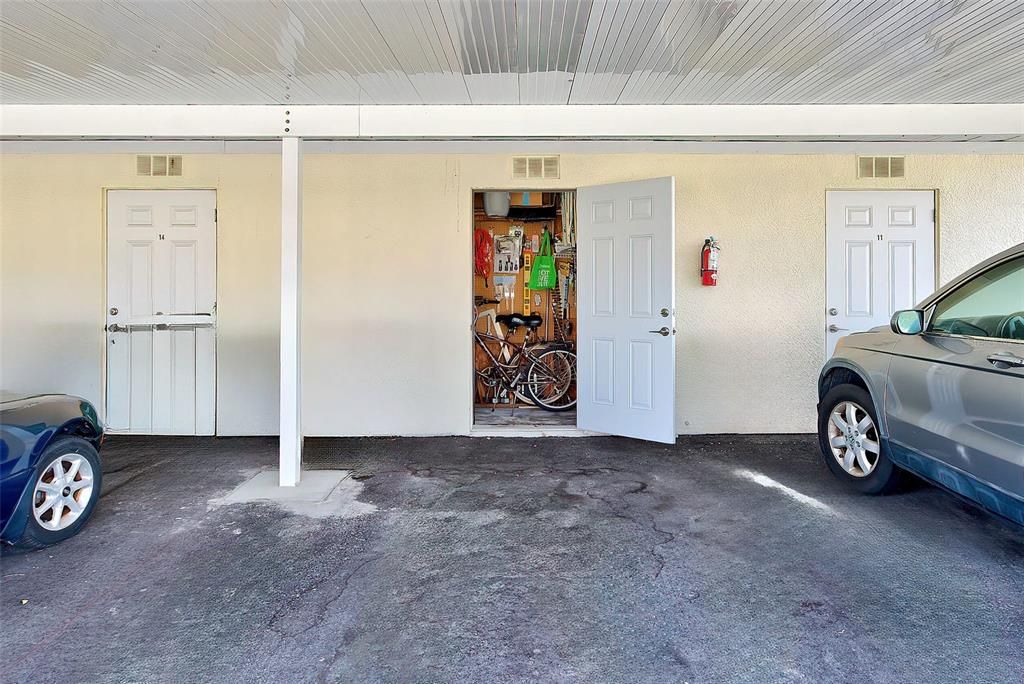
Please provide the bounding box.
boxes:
[512,155,559,180]
[857,155,905,179]
[136,154,182,177]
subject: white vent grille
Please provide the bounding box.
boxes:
[136,155,182,177]
[512,155,559,179]
[857,156,905,179]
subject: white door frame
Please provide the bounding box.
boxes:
[467,186,585,435]
[102,187,219,433]
[823,188,939,358]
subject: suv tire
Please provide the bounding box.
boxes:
[818,384,902,495]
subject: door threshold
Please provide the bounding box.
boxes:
[470,425,602,438]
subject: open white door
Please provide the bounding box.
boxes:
[577,177,676,443]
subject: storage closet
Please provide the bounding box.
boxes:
[472,190,577,427]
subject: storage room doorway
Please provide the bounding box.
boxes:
[472,190,579,429]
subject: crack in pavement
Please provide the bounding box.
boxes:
[388,461,675,579]
[100,458,172,498]
[399,463,625,480]
[267,553,382,641]
[313,555,383,683]
[579,478,675,579]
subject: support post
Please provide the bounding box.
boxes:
[280,136,302,486]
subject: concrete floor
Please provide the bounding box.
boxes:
[2,435,1022,684]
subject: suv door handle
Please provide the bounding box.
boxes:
[987,353,1024,368]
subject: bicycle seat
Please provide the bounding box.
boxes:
[496,313,543,330]
[496,314,527,329]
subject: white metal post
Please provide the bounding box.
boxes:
[280,136,303,486]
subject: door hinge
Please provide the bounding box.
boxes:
[214,208,218,223]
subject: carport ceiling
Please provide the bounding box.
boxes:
[2,0,1023,106]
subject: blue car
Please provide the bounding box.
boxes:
[1,392,104,549]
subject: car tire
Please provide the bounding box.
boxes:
[13,437,103,550]
[817,384,901,495]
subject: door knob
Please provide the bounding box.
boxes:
[828,324,849,333]
[109,307,118,315]
[828,307,838,316]
[660,308,670,318]
[649,327,672,336]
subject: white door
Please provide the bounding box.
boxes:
[106,190,217,434]
[826,190,935,357]
[577,177,676,444]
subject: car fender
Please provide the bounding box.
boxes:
[818,356,891,439]
[2,397,102,479]
[0,396,103,542]
[0,473,35,543]
[44,403,103,450]
[0,425,103,544]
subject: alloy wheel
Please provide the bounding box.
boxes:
[32,453,95,531]
[826,401,881,477]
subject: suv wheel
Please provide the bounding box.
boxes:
[817,384,901,494]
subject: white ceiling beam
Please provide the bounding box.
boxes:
[2,104,1021,139]
[0,105,357,138]
[359,104,1024,138]
[3,139,1023,155]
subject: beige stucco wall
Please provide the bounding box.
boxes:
[2,152,1022,436]
[0,154,282,434]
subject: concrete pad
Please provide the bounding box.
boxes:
[209,469,378,519]
[220,469,349,503]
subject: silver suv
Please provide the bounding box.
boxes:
[818,242,1024,524]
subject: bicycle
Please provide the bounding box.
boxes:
[473,309,577,412]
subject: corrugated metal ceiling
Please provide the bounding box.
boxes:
[2,0,1022,105]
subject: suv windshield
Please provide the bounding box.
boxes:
[928,256,1024,339]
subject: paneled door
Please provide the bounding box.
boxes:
[106,190,216,434]
[825,191,936,357]
[577,177,676,444]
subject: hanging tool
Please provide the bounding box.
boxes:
[474,228,493,287]
[522,252,532,316]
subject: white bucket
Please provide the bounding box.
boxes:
[483,192,510,217]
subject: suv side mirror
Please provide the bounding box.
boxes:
[891,309,924,335]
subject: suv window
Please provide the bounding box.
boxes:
[928,256,1024,340]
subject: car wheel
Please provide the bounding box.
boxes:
[817,384,901,495]
[14,437,102,550]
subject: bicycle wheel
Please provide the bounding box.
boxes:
[526,349,576,411]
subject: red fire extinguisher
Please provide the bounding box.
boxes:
[700,237,720,286]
